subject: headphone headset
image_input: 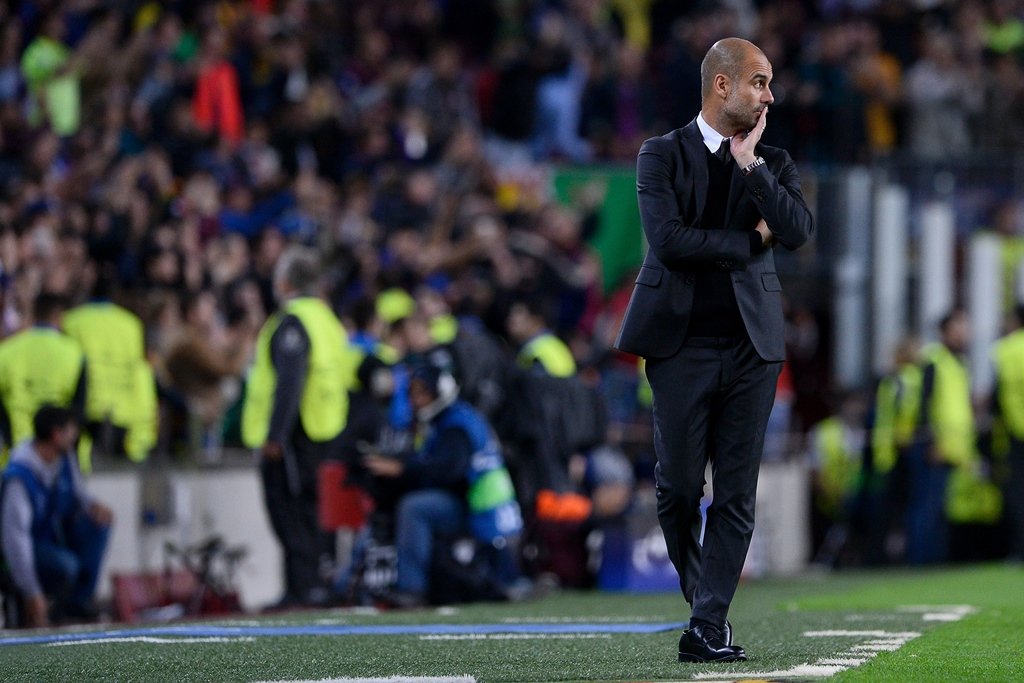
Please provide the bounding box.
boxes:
[412,364,460,421]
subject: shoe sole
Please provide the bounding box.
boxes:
[678,652,747,663]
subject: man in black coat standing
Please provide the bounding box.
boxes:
[615,37,814,663]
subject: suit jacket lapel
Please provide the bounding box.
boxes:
[679,120,708,221]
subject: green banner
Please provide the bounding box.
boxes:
[553,167,645,294]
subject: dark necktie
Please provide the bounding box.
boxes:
[716,138,732,165]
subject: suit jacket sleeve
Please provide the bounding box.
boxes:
[740,148,814,250]
[636,136,754,269]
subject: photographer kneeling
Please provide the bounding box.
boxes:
[363,365,522,607]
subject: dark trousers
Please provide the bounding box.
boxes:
[904,444,950,565]
[1005,437,1024,560]
[261,449,325,602]
[35,513,110,609]
[645,335,780,627]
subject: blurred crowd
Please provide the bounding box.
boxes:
[0,0,1023,594]
[2,0,1022,456]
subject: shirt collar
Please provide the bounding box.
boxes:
[696,112,729,154]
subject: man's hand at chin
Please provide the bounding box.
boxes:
[730,107,768,167]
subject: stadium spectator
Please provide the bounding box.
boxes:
[20,11,80,137]
[192,26,245,147]
[904,30,981,161]
[162,288,250,451]
[0,405,112,627]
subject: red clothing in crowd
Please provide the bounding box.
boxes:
[192,59,245,146]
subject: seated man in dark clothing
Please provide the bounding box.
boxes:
[1,405,113,627]
[363,364,523,606]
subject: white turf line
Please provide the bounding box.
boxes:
[48,637,257,646]
[500,616,656,623]
[249,679,475,683]
[419,633,612,641]
[694,604,971,681]
[803,630,920,637]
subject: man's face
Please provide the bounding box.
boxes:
[408,378,435,412]
[722,49,774,134]
[54,422,79,453]
[506,304,532,343]
[943,312,970,354]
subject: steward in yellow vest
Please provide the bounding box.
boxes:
[990,304,1024,560]
[907,310,1000,564]
[0,294,86,466]
[863,338,921,564]
[922,338,1000,533]
[62,294,156,472]
[241,246,353,607]
[810,415,862,520]
[506,300,576,378]
[871,348,923,477]
[920,341,976,469]
[242,296,351,448]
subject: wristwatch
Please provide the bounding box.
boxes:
[740,156,765,176]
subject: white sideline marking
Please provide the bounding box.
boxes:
[819,658,869,666]
[851,642,906,652]
[804,630,920,638]
[500,616,656,623]
[898,604,975,616]
[922,613,964,621]
[697,601,978,681]
[249,678,475,683]
[48,636,256,646]
[420,633,611,641]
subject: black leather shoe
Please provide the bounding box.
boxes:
[678,622,747,663]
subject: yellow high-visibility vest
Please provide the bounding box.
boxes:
[518,332,576,378]
[0,327,84,464]
[62,303,156,468]
[946,463,1002,524]
[993,328,1024,440]
[812,416,861,517]
[430,314,458,345]
[871,362,922,474]
[921,343,975,468]
[242,297,352,447]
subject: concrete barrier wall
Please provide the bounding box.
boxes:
[86,459,810,610]
[89,465,282,610]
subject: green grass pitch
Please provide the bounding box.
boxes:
[1,564,1022,682]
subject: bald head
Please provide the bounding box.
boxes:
[700,38,763,100]
[699,37,773,136]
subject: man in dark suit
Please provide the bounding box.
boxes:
[615,38,814,663]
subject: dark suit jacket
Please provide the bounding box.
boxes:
[614,119,814,362]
